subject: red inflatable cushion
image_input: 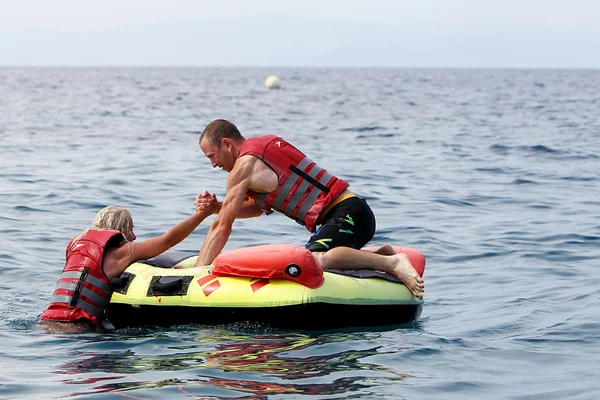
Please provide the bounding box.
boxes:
[213,244,324,289]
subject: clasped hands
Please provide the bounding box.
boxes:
[195,190,220,214]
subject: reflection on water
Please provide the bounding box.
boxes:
[199,376,371,398]
[55,329,410,398]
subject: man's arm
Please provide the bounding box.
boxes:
[195,193,263,219]
[195,159,256,266]
[237,196,265,218]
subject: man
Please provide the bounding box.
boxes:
[194,119,424,299]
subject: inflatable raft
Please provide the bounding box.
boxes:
[106,244,425,330]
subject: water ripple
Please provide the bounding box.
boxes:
[1,67,599,400]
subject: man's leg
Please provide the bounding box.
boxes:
[307,197,425,299]
[312,248,424,299]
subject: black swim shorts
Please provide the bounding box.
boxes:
[305,197,376,252]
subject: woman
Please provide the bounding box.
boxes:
[40,193,217,330]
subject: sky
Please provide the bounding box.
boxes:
[1,0,599,68]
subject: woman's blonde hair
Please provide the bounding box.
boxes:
[92,206,132,236]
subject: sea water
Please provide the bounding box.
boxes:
[0,67,599,399]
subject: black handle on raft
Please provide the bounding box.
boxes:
[147,275,193,296]
[153,277,183,293]
[111,272,133,293]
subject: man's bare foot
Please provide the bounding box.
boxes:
[390,253,424,299]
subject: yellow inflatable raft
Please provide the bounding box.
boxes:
[106,245,425,330]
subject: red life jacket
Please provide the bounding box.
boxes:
[238,135,349,232]
[40,229,125,327]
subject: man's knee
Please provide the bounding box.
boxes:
[311,251,326,266]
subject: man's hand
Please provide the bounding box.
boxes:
[195,191,220,214]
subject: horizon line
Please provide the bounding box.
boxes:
[2,65,599,70]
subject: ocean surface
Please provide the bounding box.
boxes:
[1,67,599,399]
